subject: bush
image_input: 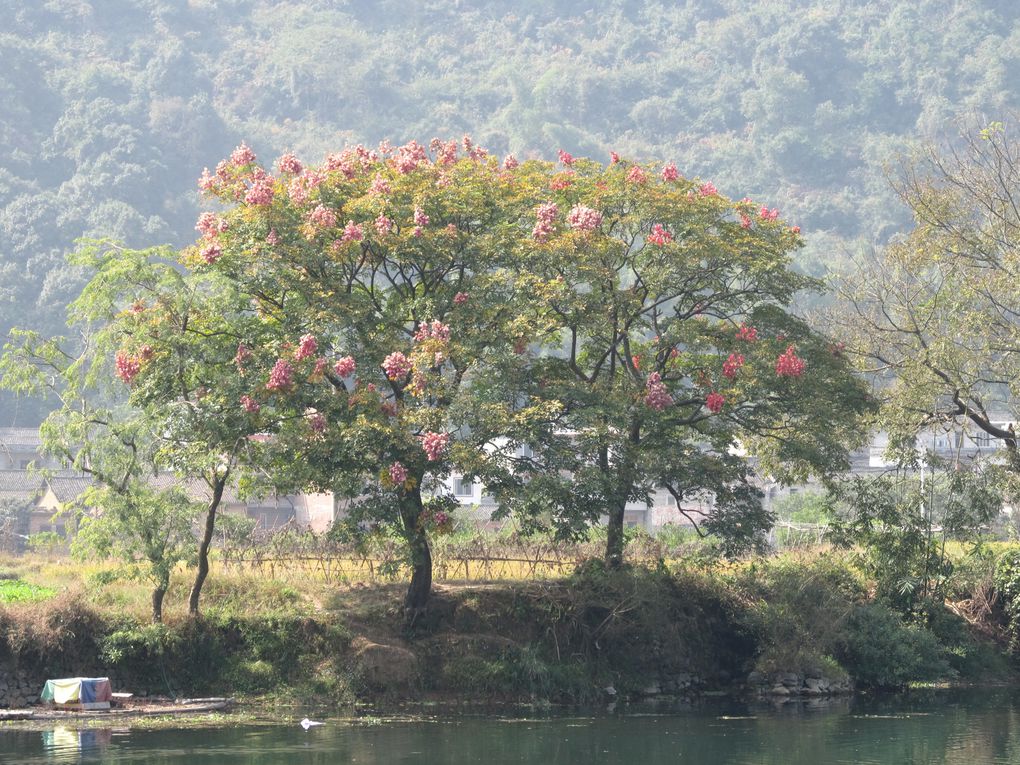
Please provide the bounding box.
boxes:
[836,603,952,688]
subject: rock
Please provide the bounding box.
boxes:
[769,685,791,696]
[780,672,801,688]
[603,686,617,697]
[352,637,419,690]
[747,671,764,686]
[640,683,661,696]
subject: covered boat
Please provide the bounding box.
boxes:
[40,677,113,708]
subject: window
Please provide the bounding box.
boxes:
[665,494,677,507]
[18,460,30,470]
[453,477,474,497]
[517,444,534,459]
[976,431,991,447]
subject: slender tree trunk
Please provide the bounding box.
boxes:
[152,585,166,623]
[605,498,627,568]
[601,421,641,569]
[401,487,433,622]
[188,475,226,616]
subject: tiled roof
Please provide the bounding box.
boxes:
[47,475,94,503]
[0,470,44,497]
[0,427,42,451]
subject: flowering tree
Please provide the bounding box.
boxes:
[186,138,560,615]
[506,152,873,566]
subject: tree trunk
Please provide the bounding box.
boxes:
[188,475,226,616]
[152,585,166,623]
[605,499,627,568]
[401,488,433,623]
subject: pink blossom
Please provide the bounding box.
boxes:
[374,214,393,235]
[325,151,357,179]
[240,395,260,413]
[661,162,679,181]
[214,160,230,181]
[558,149,574,166]
[342,220,364,242]
[740,215,752,229]
[627,166,648,184]
[369,174,391,195]
[394,140,428,174]
[413,226,425,238]
[308,204,337,228]
[114,351,141,384]
[610,151,621,165]
[288,177,310,205]
[267,229,280,245]
[312,357,328,379]
[196,212,227,240]
[566,204,602,232]
[503,154,519,170]
[706,392,725,413]
[454,292,469,305]
[699,182,718,197]
[736,323,758,342]
[334,356,356,378]
[383,351,412,380]
[644,372,673,411]
[722,353,745,380]
[532,201,559,241]
[234,344,252,369]
[759,206,780,221]
[648,224,672,246]
[413,206,430,227]
[433,139,458,165]
[550,172,574,191]
[266,359,294,392]
[775,345,806,377]
[295,334,318,361]
[231,142,256,166]
[420,431,450,461]
[200,243,222,264]
[245,178,275,206]
[276,153,302,175]
[791,226,801,234]
[197,168,216,191]
[389,462,408,485]
[415,320,451,343]
[308,412,327,434]
[409,371,428,395]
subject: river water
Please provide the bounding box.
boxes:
[3,689,1020,764]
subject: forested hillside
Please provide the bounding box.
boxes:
[2,0,1020,422]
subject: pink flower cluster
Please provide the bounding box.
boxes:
[196,212,228,240]
[503,154,519,170]
[644,372,673,411]
[240,394,260,413]
[415,320,451,343]
[740,215,753,229]
[706,392,726,413]
[550,172,574,191]
[234,343,252,369]
[389,461,408,485]
[369,174,391,195]
[277,153,302,175]
[267,229,280,245]
[307,412,327,434]
[453,291,469,305]
[231,142,256,166]
[722,353,745,380]
[200,243,222,264]
[308,204,337,228]
[610,151,621,164]
[266,358,294,391]
[295,334,318,361]
[431,138,458,165]
[558,149,574,166]
[759,206,780,221]
[342,221,364,242]
[334,356,356,378]
[413,206,430,227]
[648,224,672,246]
[375,214,393,235]
[114,351,142,384]
[775,346,806,377]
[395,140,428,174]
[567,204,602,232]
[627,166,647,184]
[699,182,718,197]
[245,178,275,206]
[420,431,450,461]
[532,202,558,241]
[383,351,412,380]
[661,162,679,181]
[736,323,758,342]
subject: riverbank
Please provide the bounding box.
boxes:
[0,551,1016,712]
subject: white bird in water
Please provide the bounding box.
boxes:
[300,718,324,730]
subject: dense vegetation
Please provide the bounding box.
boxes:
[4,0,1020,422]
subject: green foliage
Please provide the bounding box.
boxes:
[835,603,953,689]
[829,458,1003,613]
[994,548,1020,653]
[0,578,56,604]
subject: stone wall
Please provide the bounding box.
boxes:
[0,669,45,709]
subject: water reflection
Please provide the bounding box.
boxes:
[3,689,1020,764]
